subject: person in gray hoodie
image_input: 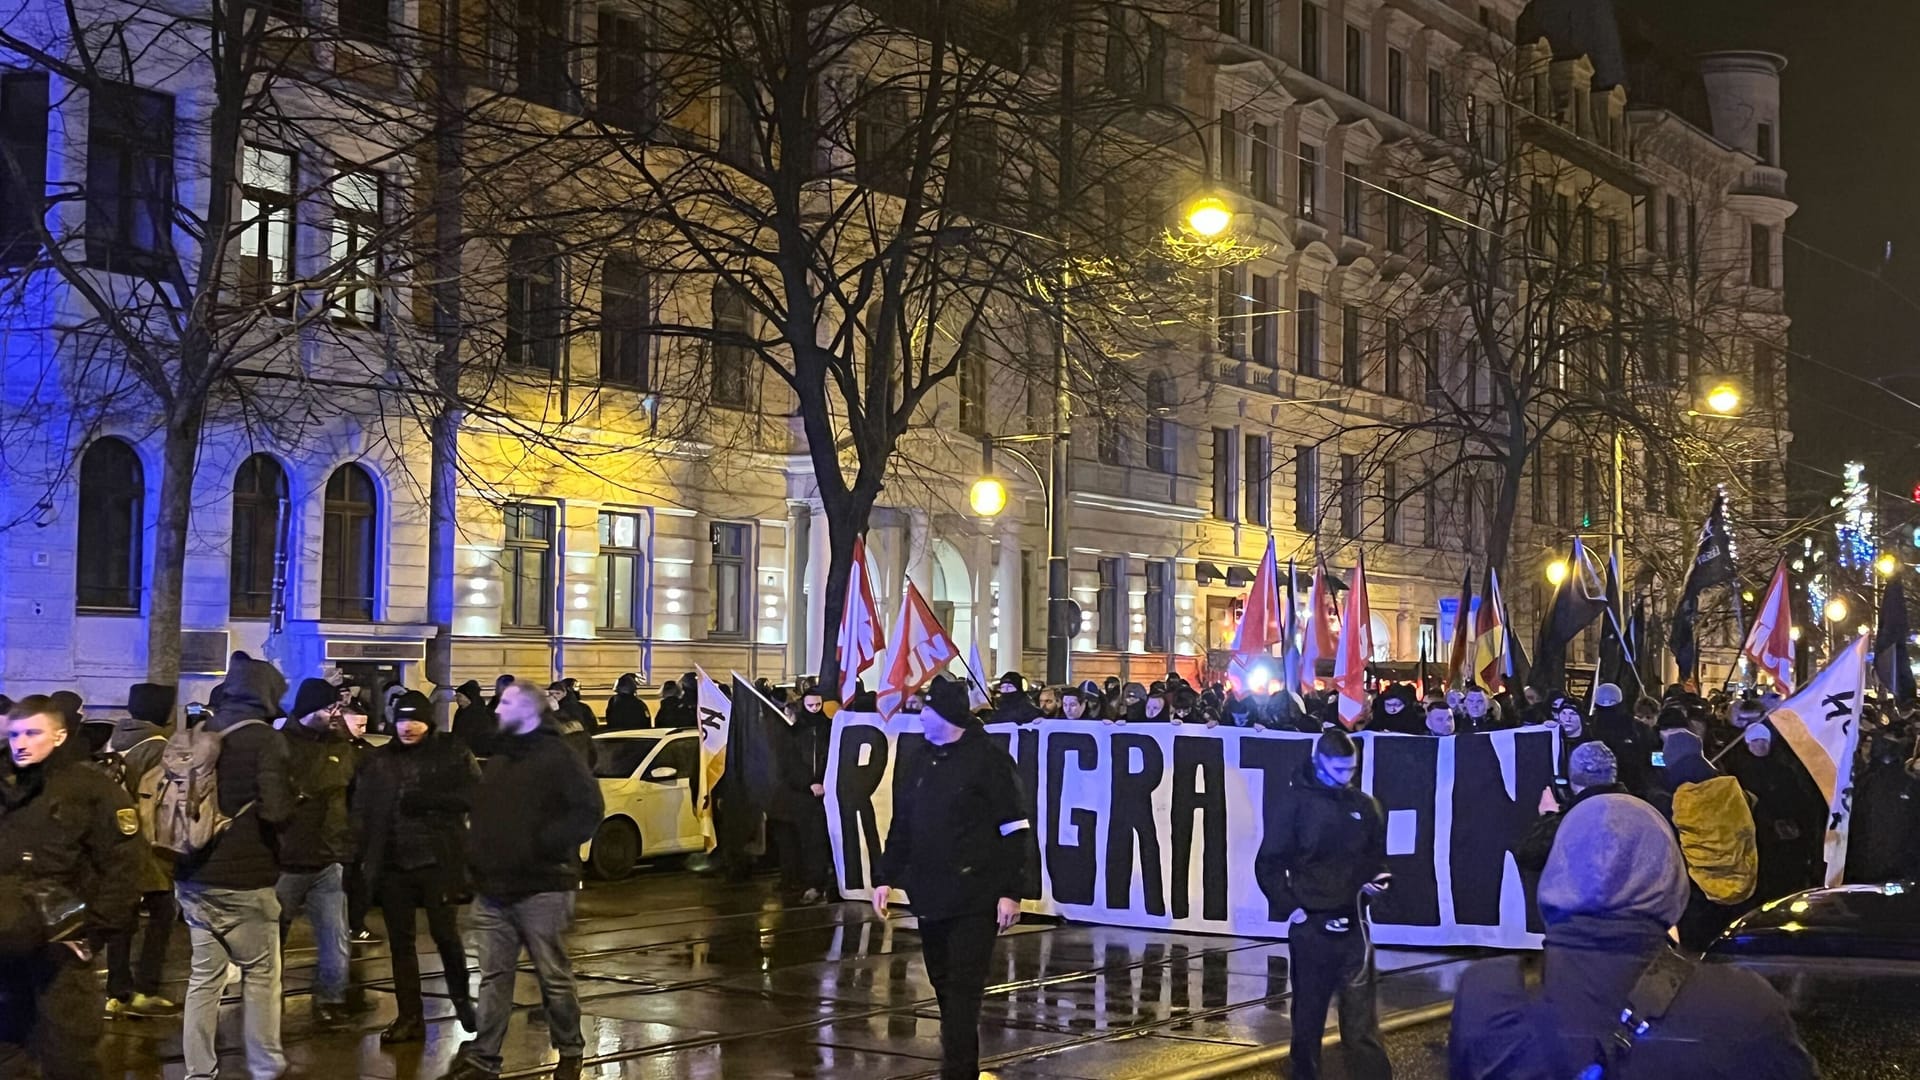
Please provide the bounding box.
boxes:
[103,682,180,1018]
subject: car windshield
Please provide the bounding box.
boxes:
[591,737,661,779]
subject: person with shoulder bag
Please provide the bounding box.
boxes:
[102,682,182,1018]
[0,696,142,1079]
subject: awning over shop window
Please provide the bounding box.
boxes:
[1196,562,1225,586]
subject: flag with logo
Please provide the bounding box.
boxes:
[1768,635,1868,886]
[1669,491,1738,681]
[1301,560,1338,688]
[1227,537,1285,694]
[1332,553,1374,728]
[836,535,885,702]
[1474,565,1507,692]
[1742,559,1795,694]
[693,667,733,846]
[875,581,959,720]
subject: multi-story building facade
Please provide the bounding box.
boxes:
[0,0,1791,707]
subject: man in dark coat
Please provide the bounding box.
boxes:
[275,678,358,1027]
[653,680,694,728]
[451,680,497,754]
[103,681,179,1017]
[1449,794,1815,1080]
[1723,722,1826,903]
[0,696,142,1079]
[874,679,1038,1080]
[173,657,295,1080]
[445,680,603,1080]
[769,689,833,903]
[1254,729,1391,1080]
[1518,741,1629,873]
[550,680,599,737]
[989,673,1041,725]
[604,673,653,731]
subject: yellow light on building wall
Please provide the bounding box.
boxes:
[969,477,1008,517]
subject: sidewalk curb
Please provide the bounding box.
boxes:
[1151,999,1456,1080]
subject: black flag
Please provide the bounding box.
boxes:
[1668,492,1737,682]
[1874,578,1916,701]
[724,676,784,838]
[1596,554,1631,698]
[1531,538,1608,690]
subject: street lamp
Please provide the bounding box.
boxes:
[1876,552,1899,578]
[1546,558,1569,586]
[969,476,1008,518]
[1183,196,1233,238]
[1825,597,1850,624]
[1705,382,1742,415]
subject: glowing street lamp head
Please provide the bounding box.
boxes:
[969,476,1008,517]
[1185,197,1232,238]
[1876,552,1899,578]
[1545,559,1569,586]
[1706,382,1741,415]
[1824,597,1849,624]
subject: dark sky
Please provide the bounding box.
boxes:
[1625,0,1920,509]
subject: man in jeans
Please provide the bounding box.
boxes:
[444,679,603,1080]
[276,677,359,1026]
[175,657,295,1080]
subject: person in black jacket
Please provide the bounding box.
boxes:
[103,681,179,1018]
[652,679,694,729]
[989,673,1040,726]
[276,677,358,1028]
[175,657,296,1080]
[353,691,479,1044]
[874,680,1038,1080]
[1518,741,1628,873]
[0,696,141,1080]
[770,690,833,904]
[445,680,603,1080]
[451,680,497,755]
[1254,729,1391,1080]
[604,673,653,731]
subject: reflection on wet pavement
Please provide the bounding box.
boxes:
[96,869,1475,1078]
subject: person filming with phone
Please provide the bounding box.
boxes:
[1255,729,1393,1080]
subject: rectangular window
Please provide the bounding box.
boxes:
[1097,557,1126,651]
[1341,307,1362,388]
[1250,123,1275,203]
[717,84,755,167]
[958,349,987,435]
[1145,396,1173,475]
[1425,209,1443,264]
[1426,68,1445,134]
[597,510,644,632]
[0,73,50,267]
[711,284,751,407]
[1557,450,1575,525]
[1422,469,1438,545]
[339,0,389,41]
[1686,201,1699,275]
[1646,197,1660,253]
[855,87,911,192]
[1534,454,1551,523]
[597,11,654,130]
[1219,109,1240,189]
[1294,444,1318,533]
[86,82,175,274]
[1295,288,1321,376]
[1344,25,1365,99]
[329,170,382,326]
[1642,450,1664,513]
[1218,0,1237,36]
[708,522,749,638]
[1343,165,1364,237]
[1300,2,1322,79]
[1384,319,1403,398]
[1212,427,1238,521]
[1665,194,1679,260]
[600,257,651,387]
[1216,267,1244,357]
[1752,340,1778,409]
[1248,0,1268,51]
[237,145,296,309]
[1244,434,1271,526]
[1296,142,1319,218]
[1756,121,1774,164]
[511,0,571,109]
[1385,187,1404,251]
[1386,48,1406,119]
[1250,273,1276,366]
[1382,463,1400,542]
[1423,328,1443,402]
[500,503,553,632]
[1750,223,1773,287]
[1144,561,1172,653]
[1340,453,1361,538]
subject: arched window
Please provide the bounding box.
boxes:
[505,235,563,371]
[321,463,378,621]
[1145,374,1174,474]
[230,454,287,618]
[76,437,143,611]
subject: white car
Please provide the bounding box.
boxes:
[581,728,707,880]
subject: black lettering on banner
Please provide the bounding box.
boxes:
[834,724,891,889]
[1107,733,1167,915]
[1045,731,1100,905]
[1450,730,1556,932]
[990,726,1045,896]
[1239,735,1314,922]
[1170,735,1228,921]
[1366,735,1440,928]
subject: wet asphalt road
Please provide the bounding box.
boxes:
[92,864,1475,1078]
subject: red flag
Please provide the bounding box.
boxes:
[1445,567,1473,689]
[1742,559,1795,694]
[1333,553,1373,728]
[1474,566,1508,692]
[1230,536,1284,654]
[836,535,884,702]
[1300,561,1337,688]
[875,581,958,719]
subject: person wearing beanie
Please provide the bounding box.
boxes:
[1722,719,1827,904]
[874,677,1038,1080]
[604,673,653,731]
[276,677,358,1028]
[1450,795,1816,1079]
[103,682,181,1018]
[1518,742,1628,872]
[1254,728,1391,1080]
[989,673,1041,725]
[352,688,479,1043]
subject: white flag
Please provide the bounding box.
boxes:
[693,667,732,847]
[836,536,885,702]
[961,636,990,712]
[1768,635,1868,886]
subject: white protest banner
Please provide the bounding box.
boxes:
[825,716,1559,948]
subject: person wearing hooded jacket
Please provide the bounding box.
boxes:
[175,656,296,1080]
[1449,793,1815,1080]
[1254,729,1392,1080]
[1370,683,1424,735]
[1723,721,1826,904]
[353,690,479,1044]
[605,673,653,731]
[0,696,142,1080]
[451,680,497,754]
[103,682,180,1018]
[989,673,1041,725]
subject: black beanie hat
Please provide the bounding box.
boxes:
[126,682,177,726]
[927,679,975,727]
[997,672,1026,692]
[392,690,433,724]
[290,678,338,721]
